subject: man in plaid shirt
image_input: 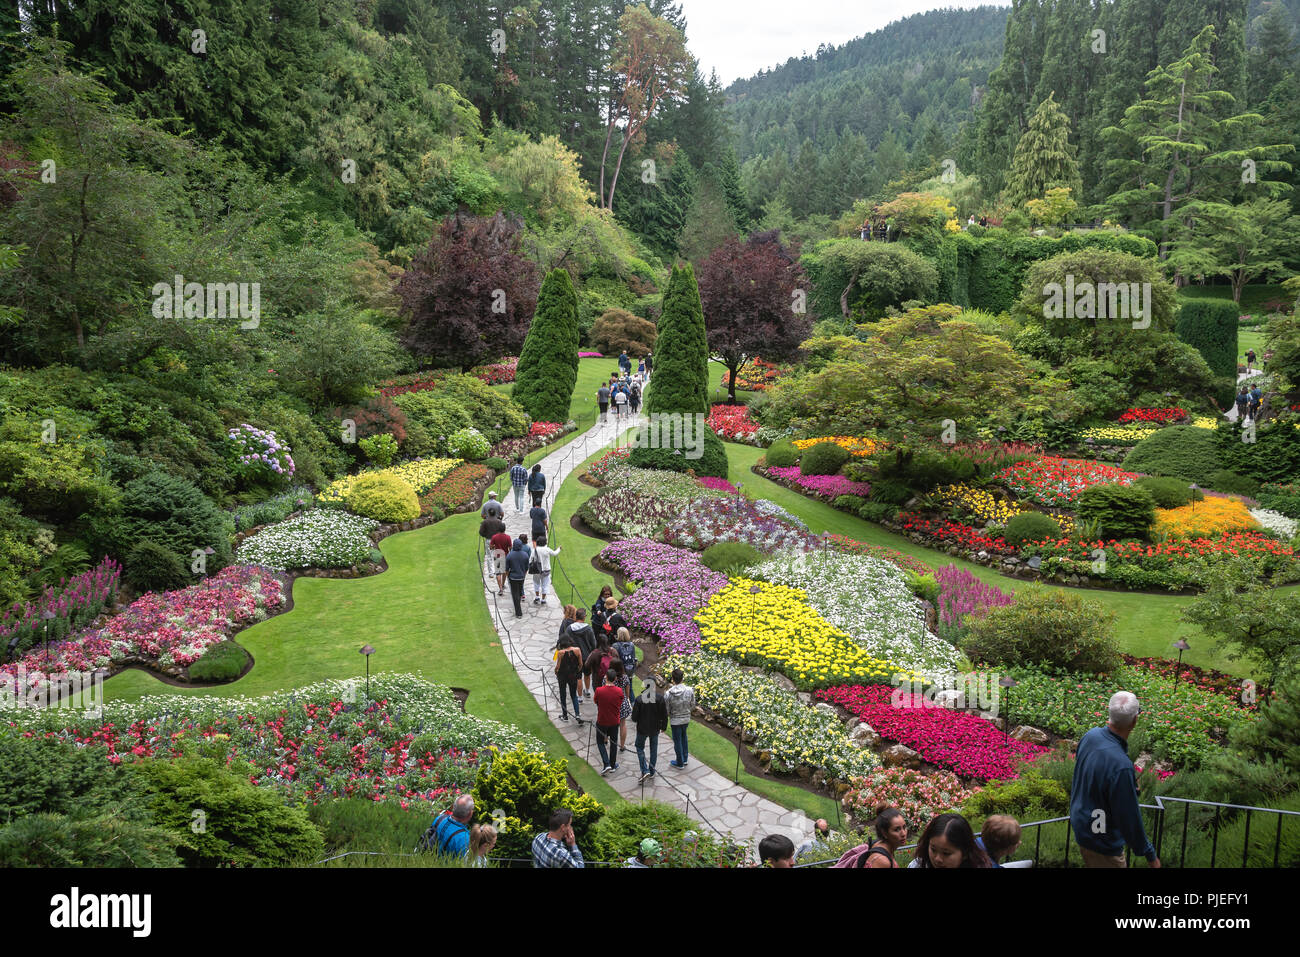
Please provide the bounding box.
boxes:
[509,455,529,513]
[531,809,585,868]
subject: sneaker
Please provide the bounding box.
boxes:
[638,772,649,784]
[611,764,619,772]
[532,598,540,605]
[515,613,524,619]
[669,760,681,768]
[600,765,613,776]
[560,713,569,722]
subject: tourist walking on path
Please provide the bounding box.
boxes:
[637,357,646,378]
[631,678,668,783]
[644,352,653,377]
[480,491,504,521]
[1249,384,1263,420]
[594,671,625,775]
[666,667,695,768]
[553,629,584,723]
[489,528,513,596]
[532,809,585,868]
[420,794,475,857]
[559,604,577,643]
[509,456,529,512]
[527,464,546,507]
[505,540,530,618]
[597,383,610,422]
[584,636,613,696]
[567,608,597,697]
[1069,691,1160,868]
[529,503,549,546]
[592,586,613,633]
[530,534,559,605]
[1235,385,1250,421]
[612,626,637,747]
[629,380,641,414]
[619,350,632,375]
[479,514,504,543]
[602,598,627,641]
[613,383,628,419]
[1247,348,1257,373]
[910,813,990,868]
[608,658,633,753]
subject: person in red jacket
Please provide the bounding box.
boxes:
[594,671,625,775]
[489,529,513,596]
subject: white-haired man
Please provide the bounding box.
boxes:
[1068,691,1161,868]
[423,793,475,858]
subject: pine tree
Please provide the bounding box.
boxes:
[646,264,708,417]
[1004,93,1082,209]
[512,268,579,424]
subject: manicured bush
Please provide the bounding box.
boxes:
[345,473,420,523]
[645,264,708,416]
[764,439,799,468]
[1075,483,1156,540]
[483,457,508,473]
[471,744,604,861]
[94,471,233,573]
[1134,475,1203,509]
[358,433,398,467]
[590,308,657,357]
[857,501,899,523]
[1002,511,1063,547]
[1123,425,1223,483]
[627,427,729,478]
[446,427,490,461]
[1207,470,1260,497]
[701,541,763,575]
[0,812,182,867]
[126,539,190,593]
[876,447,977,492]
[187,640,251,682]
[962,763,1070,818]
[513,268,580,424]
[392,391,474,457]
[1176,300,1238,407]
[799,440,850,476]
[962,587,1121,674]
[435,374,530,441]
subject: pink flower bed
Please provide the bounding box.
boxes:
[598,540,727,655]
[0,565,284,694]
[473,357,517,385]
[817,683,1050,780]
[1,557,120,649]
[579,351,604,358]
[707,404,760,443]
[529,421,564,441]
[766,465,872,499]
[697,476,737,494]
[935,564,1014,640]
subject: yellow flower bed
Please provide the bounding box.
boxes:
[934,484,1075,534]
[695,578,926,691]
[1154,498,1260,538]
[1079,417,1218,444]
[792,435,883,458]
[320,457,461,504]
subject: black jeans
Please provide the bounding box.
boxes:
[508,577,525,615]
[558,675,581,719]
[530,490,544,507]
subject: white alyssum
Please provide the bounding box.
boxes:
[1250,507,1298,540]
[237,509,379,570]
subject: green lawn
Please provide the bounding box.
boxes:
[1238,329,1268,370]
[492,356,629,426]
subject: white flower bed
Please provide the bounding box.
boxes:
[1250,507,1299,540]
[752,548,962,676]
[236,510,380,570]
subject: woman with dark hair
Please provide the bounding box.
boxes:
[832,806,906,868]
[910,813,992,869]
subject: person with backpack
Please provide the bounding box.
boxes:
[530,534,560,605]
[602,597,627,641]
[612,626,638,747]
[619,350,632,376]
[1235,385,1251,421]
[527,464,546,507]
[554,629,584,724]
[591,586,614,633]
[666,667,695,768]
[597,383,611,422]
[489,527,513,597]
[584,636,613,694]
[566,608,598,697]
[420,794,475,858]
[505,540,530,618]
[1249,384,1263,420]
[613,383,628,419]
[833,806,906,869]
[608,658,633,754]
[631,677,669,783]
[629,380,641,414]
[509,456,529,512]
[594,670,625,775]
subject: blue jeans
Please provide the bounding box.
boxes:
[512,485,526,511]
[635,730,659,775]
[596,724,619,769]
[670,723,689,765]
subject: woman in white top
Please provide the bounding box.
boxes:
[531,534,561,605]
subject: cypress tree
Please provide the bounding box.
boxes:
[646,264,708,416]
[512,268,579,424]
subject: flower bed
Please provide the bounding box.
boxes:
[236,511,379,571]
[0,565,284,695]
[826,535,933,576]
[696,578,925,691]
[578,351,604,358]
[843,767,980,835]
[972,664,1255,769]
[707,403,760,443]
[818,683,1049,780]
[725,357,788,392]
[8,674,543,806]
[765,465,871,499]
[792,435,883,458]
[490,422,572,463]
[319,458,461,505]
[697,476,737,494]
[995,456,1139,506]
[472,356,517,386]
[663,651,879,782]
[1117,408,1188,425]
[662,497,813,552]
[935,564,1014,644]
[752,550,957,675]
[934,484,1074,533]
[1154,498,1260,538]
[419,463,493,515]
[597,541,728,655]
[896,513,1017,555]
[1121,655,1268,708]
[1250,508,1298,539]
[580,468,719,539]
[377,372,450,398]
[1,557,120,654]
[585,448,631,485]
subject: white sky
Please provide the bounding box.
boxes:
[677,0,1010,85]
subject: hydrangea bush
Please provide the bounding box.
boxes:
[226,424,295,484]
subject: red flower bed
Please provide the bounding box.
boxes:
[818,684,1050,780]
[1030,532,1293,561]
[420,463,492,515]
[995,456,1140,506]
[472,357,517,385]
[896,513,1017,555]
[378,373,448,398]
[707,403,760,442]
[529,421,564,441]
[1117,408,1188,425]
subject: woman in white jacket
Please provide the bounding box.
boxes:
[531,534,561,605]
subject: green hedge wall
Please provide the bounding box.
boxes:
[1175,299,1238,408]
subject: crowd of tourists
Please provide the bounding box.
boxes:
[596,350,649,421]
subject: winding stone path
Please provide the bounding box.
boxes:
[479,389,815,855]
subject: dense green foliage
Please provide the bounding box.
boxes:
[1002,511,1064,547]
[188,641,253,683]
[627,427,729,479]
[645,264,708,416]
[1075,483,1158,540]
[963,588,1122,674]
[125,539,191,593]
[799,440,850,476]
[1124,426,1224,483]
[764,439,799,468]
[93,472,233,578]
[1134,475,1204,509]
[345,474,420,524]
[471,745,604,862]
[514,269,581,424]
[1176,300,1240,405]
[701,541,764,575]
[1216,420,1300,484]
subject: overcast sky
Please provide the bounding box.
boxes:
[677,0,1009,85]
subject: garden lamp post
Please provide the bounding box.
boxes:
[1189,485,1198,515]
[360,644,375,698]
[821,531,830,563]
[1172,640,1189,687]
[735,481,743,505]
[42,608,56,660]
[998,675,1017,747]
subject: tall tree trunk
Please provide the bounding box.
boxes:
[606,125,635,214]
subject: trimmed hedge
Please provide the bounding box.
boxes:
[126,539,190,593]
[627,427,728,478]
[1124,426,1224,484]
[1134,475,1203,509]
[1176,300,1238,407]
[1216,420,1300,484]
[1075,483,1156,540]
[188,640,251,682]
[799,440,850,476]
[701,541,763,575]
[346,473,420,523]
[764,439,799,468]
[1003,512,1063,547]
[513,268,580,424]
[646,264,708,416]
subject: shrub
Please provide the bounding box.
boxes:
[391,391,473,456]
[1003,511,1063,547]
[1257,482,1300,519]
[334,395,408,447]
[1207,470,1260,497]
[129,756,324,867]
[471,745,604,861]
[187,640,251,682]
[0,734,148,820]
[345,473,420,523]
[876,447,977,492]
[0,811,183,867]
[962,762,1071,818]
[1176,300,1238,407]
[513,268,580,424]
[799,440,850,476]
[1216,419,1300,484]
[857,501,899,523]
[1075,483,1157,540]
[484,457,508,473]
[125,539,190,593]
[833,494,868,512]
[1123,425,1223,484]
[627,428,728,478]
[435,374,530,441]
[308,798,430,857]
[94,471,233,573]
[869,479,912,506]
[962,587,1121,674]
[446,427,490,462]
[701,541,763,575]
[587,799,744,867]
[764,439,799,468]
[358,433,398,467]
[590,308,657,357]
[1135,475,1203,509]
[232,485,315,532]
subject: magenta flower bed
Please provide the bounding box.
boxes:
[935,564,1014,639]
[1,557,120,649]
[766,465,871,499]
[598,540,728,655]
[697,476,737,494]
[0,565,284,693]
[578,351,604,358]
[817,683,1050,780]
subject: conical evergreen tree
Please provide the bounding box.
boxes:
[512,268,579,424]
[646,264,708,416]
[1004,92,1083,209]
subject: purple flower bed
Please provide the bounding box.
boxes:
[766,465,871,498]
[599,540,728,655]
[1,557,121,653]
[662,497,814,553]
[697,476,737,494]
[934,564,1015,643]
